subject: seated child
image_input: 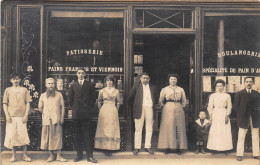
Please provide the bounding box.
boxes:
[195,111,210,154]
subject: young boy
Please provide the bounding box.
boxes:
[3,73,32,162]
[195,111,210,154]
[38,78,66,162]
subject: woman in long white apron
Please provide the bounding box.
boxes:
[207,79,233,154]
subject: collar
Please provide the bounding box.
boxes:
[196,119,209,127]
[142,84,149,87]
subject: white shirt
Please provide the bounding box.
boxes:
[247,89,251,93]
[78,79,84,86]
[142,84,153,107]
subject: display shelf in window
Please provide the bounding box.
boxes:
[203,75,260,93]
[133,39,144,84]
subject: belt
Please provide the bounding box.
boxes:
[166,100,181,103]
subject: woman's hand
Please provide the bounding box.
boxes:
[209,117,213,125]
[225,115,229,124]
[6,115,12,123]
[60,118,64,125]
[22,115,28,124]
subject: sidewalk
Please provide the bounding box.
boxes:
[1,151,260,165]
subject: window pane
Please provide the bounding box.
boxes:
[47,13,125,117]
[203,15,260,117]
[135,9,192,28]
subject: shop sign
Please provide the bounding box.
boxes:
[218,50,260,59]
[66,49,104,56]
[202,67,260,74]
[48,66,123,73]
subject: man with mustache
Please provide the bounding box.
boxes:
[234,76,260,161]
[38,78,66,162]
[128,73,157,155]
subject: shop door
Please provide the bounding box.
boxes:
[133,34,195,149]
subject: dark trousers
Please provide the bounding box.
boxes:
[75,119,94,158]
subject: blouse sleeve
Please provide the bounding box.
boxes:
[98,90,104,102]
[2,88,9,105]
[97,89,103,110]
[181,88,186,108]
[226,94,232,116]
[158,88,166,107]
[25,88,32,103]
[207,94,214,116]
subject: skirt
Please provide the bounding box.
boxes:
[4,117,30,149]
[157,102,187,149]
[94,103,120,150]
[207,108,233,151]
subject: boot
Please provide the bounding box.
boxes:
[195,145,199,154]
[201,146,206,154]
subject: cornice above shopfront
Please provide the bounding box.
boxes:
[2,0,260,3]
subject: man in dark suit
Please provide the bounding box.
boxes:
[233,76,260,161]
[68,68,97,163]
[128,73,157,155]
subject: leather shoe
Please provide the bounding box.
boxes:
[73,156,83,162]
[201,148,206,154]
[164,149,170,154]
[253,156,260,160]
[237,156,242,161]
[87,157,98,163]
[145,148,154,155]
[133,149,139,155]
[176,149,182,155]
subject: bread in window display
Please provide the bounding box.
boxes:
[57,78,64,90]
[95,80,104,89]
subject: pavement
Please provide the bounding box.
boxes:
[1,151,260,165]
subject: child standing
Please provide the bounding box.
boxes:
[195,111,210,154]
[3,73,32,162]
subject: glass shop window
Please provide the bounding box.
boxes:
[202,15,260,117]
[46,11,125,117]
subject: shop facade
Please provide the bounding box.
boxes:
[1,0,260,152]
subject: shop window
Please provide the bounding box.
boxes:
[202,15,260,117]
[46,11,125,117]
[135,9,193,29]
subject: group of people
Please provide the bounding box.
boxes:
[2,67,260,163]
[194,77,260,162]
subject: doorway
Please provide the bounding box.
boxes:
[133,34,195,149]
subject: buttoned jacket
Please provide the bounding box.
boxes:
[128,82,157,119]
[233,89,260,129]
[68,80,96,120]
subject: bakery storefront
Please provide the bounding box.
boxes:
[1,0,260,151]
